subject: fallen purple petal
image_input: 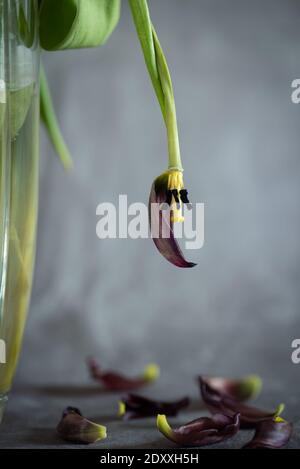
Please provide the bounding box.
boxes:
[244,417,293,449]
[199,374,262,402]
[157,413,240,447]
[87,358,160,391]
[199,377,284,429]
[119,394,190,420]
[57,407,107,444]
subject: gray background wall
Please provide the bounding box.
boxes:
[15,0,300,394]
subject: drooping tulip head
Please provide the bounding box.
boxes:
[149,170,196,268]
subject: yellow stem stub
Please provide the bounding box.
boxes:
[143,363,160,383]
[118,401,126,417]
[95,424,107,441]
[240,375,263,400]
[274,403,285,419]
[274,416,286,424]
[156,414,176,441]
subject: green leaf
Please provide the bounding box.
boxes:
[40,67,73,169]
[39,0,121,51]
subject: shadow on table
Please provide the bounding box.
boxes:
[36,384,109,397]
[14,383,112,398]
[0,428,64,448]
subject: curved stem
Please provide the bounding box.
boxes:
[152,26,182,171]
[128,0,183,171]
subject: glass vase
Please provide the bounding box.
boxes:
[0,0,39,422]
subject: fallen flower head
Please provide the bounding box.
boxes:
[118,393,190,420]
[87,357,160,391]
[57,407,107,445]
[157,413,240,447]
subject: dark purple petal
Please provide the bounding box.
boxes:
[199,375,262,402]
[62,406,82,418]
[244,417,293,449]
[199,378,284,429]
[87,358,160,391]
[57,407,107,444]
[157,413,240,447]
[149,176,196,268]
[119,394,190,420]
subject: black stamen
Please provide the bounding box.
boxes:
[180,189,192,210]
[171,189,180,209]
[165,190,173,206]
[179,189,189,203]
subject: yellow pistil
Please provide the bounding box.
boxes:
[167,170,184,223]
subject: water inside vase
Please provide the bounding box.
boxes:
[0,81,39,397]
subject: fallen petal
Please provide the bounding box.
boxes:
[57,407,107,445]
[199,375,262,402]
[119,394,190,420]
[149,176,196,268]
[244,417,293,449]
[157,413,240,447]
[199,378,284,429]
[87,358,160,391]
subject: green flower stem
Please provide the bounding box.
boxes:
[40,67,73,169]
[128,0,183,172]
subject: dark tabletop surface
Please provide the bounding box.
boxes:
[0,379,299,449]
